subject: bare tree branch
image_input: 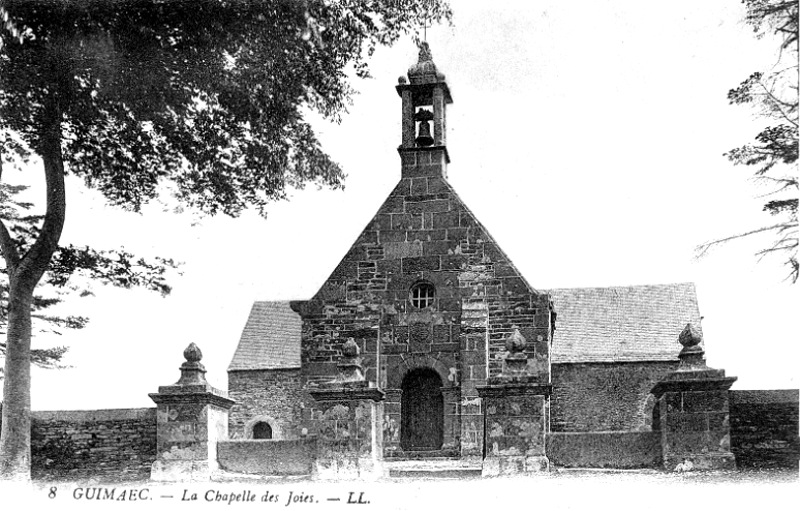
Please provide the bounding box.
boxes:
[758,81,799,127]
[695,222,799,258]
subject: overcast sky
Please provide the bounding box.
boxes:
[8,0,797,411]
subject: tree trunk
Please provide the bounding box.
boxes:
[0,285,33,481]
[0,119,66,482]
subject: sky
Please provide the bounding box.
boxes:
[4,0,797,411]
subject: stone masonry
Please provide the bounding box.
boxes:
[291,169,552,458]
[729,390,800,470]
[29,408,156,481]
[551,361,678,432]
[228,368,308,440]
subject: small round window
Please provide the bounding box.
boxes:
[410,282,435,309]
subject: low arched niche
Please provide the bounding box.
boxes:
[245,416,281,440]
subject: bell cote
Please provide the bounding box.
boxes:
[396,42,452,179]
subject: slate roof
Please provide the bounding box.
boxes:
[228,301,302,371]
[229,283,703,370]
[547,282,702,364]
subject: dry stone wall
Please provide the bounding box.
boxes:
[24,408,156,481]
[730,389,799,470]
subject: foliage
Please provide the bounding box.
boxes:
[698,0,798,282]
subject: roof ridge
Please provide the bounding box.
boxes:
[545,282,696,292]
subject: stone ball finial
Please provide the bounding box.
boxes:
[505,328,527,354]
[398,75,407,84]
[175,342,207,386]
[183,342,203,363]
[678,323,702,348]
[342,338,360,358]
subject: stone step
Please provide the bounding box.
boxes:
[385,457,467,463]
[384,449,460,459]
[211,470,311,483]
[384,456,483,479]
[388,467,483,479]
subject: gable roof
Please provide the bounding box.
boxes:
[547,282,702,364]
[228,301,302,371]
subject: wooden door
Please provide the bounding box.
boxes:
[401,368,443,451]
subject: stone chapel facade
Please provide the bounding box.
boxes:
[227,45,705,462]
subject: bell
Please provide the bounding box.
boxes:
[414,109,435,147]
[416,120,434,147]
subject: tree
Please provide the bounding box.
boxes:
[0,0,451,481]
[1,181,178,380]
[696,0,799,282]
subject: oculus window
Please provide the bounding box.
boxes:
[410,282,435,309]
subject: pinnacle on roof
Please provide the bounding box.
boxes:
[407,41,446,85]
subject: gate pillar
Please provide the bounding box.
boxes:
[476,328,551,476]
[308,339,385,480]
[149,343,234,481]
[651,324,737,471]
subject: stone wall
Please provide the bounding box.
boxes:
[551,362,677,432]
[217,439,316,476]
[27,408,156,481]
[2,386,793,481]
[228,368,309,440]
[730,389,799,470]
[546,431,661,468]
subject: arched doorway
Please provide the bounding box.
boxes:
[252,421,273,439]
[401,368,443,451]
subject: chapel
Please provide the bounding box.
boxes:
[226,44,702,461]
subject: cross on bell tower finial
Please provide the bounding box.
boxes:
[420,0,433,42]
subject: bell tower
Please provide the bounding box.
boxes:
[396,42,452,179]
